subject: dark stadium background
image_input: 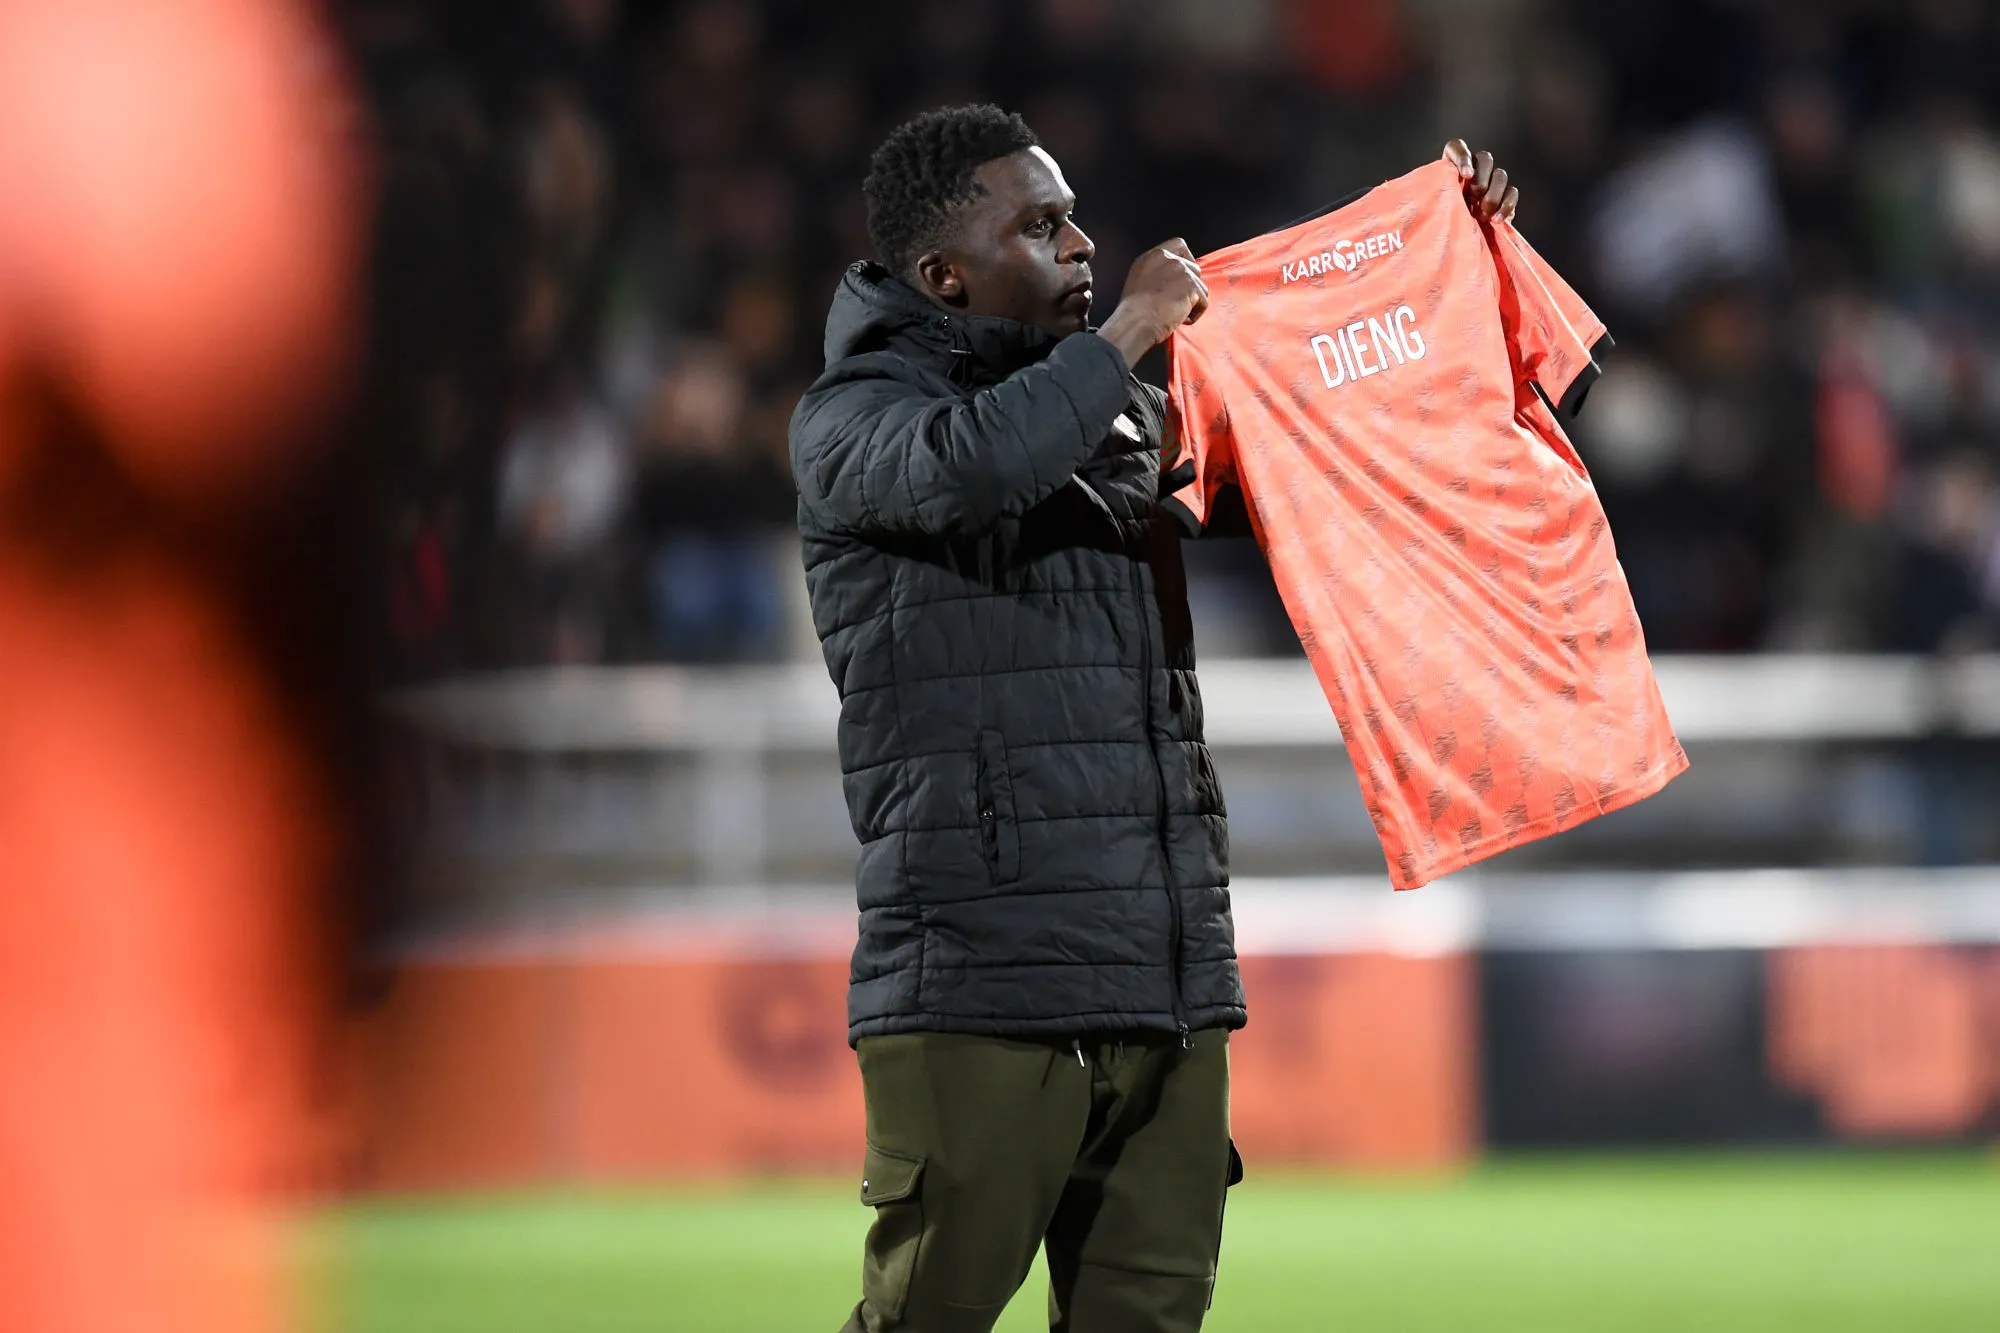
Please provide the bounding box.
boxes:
[353,0,2000,677]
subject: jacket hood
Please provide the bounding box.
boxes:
[822,261,1063,380]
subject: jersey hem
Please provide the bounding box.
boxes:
[1387,743,1689,892]
[1555,331,1616,418]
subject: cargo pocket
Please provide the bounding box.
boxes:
[859,1145,926,1323]
[1207,1139,1244,1311]
[974,730,1021,884]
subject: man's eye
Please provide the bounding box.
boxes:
[1026,219,1053,237]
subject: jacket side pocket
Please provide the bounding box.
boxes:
[975,729,1022,884]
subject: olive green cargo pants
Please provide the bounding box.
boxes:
[840,1029,1238,1333]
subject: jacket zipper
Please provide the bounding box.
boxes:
[1131,551,1191,1049]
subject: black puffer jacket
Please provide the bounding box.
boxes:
[791,262,1245,1045]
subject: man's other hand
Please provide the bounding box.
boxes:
[1099,239,1210,371]
[1444,140,1519,222]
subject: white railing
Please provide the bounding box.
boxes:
[390,655,2000,885]
[394,655,2000,750]
[391,867,2000,963]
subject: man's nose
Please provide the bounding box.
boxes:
[1062,222,1095,266]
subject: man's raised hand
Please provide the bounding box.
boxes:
[1444,139,1519,222]
[1100,239,1210,370]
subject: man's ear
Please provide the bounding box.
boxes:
[913,250,967,306]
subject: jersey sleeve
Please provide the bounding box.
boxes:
[1487,219,1613,417]
[1161,329,1239,536]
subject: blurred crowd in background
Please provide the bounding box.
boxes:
[347,0,2000,677]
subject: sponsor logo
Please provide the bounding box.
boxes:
[1282,230,1403,283]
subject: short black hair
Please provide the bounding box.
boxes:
[864,104,1040,277]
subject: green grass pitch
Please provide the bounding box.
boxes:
[324,1154,2000,1332]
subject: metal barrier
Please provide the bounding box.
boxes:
[356,867,2000,1185]
[389,656,2000,888]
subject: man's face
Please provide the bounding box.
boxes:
[915,146,1096,338]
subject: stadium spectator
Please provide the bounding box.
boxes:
[350,0,2000,668]
[495,366,630,662]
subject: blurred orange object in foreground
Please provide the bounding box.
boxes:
[0,0,358,500]
[0,1,362,1331]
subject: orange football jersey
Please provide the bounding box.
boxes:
[1166,159,1686,890]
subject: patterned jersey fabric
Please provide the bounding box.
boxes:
[1165,159,1687,890]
